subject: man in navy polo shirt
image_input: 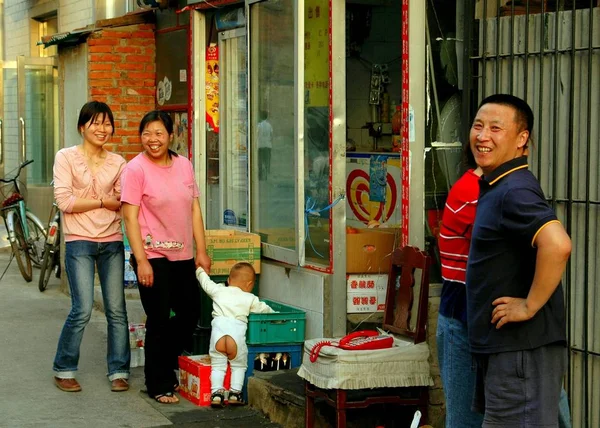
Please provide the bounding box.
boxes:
[466,94,572,427]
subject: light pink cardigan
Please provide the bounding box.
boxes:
[54,146,126,242]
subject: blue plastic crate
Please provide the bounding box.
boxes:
[242,343,303,403]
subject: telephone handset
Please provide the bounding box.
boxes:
[309,330,394,362]
[338,330,394,350]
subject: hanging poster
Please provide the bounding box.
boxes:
[171,112,189,158]
[304,0,329,107]
[206,44,220,133]
[346,153,401,228]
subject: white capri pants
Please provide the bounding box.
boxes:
[209,316,248,393]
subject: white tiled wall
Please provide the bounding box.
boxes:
[258,261,327,340]
[59,0,94,33]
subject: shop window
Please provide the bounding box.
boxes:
[249,0,299,263]
[303,0,331,267]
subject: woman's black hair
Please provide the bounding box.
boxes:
[138,110,178,158]
[77,101,115,135]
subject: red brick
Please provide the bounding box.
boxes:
[129,38,155,47]
[89,79,118,88]
[90,88,122,96]
[119,62,145,71]
[139,96,155,105]
[118,129,139,137]
[89,45,114,54]
[132,31,155,39]
[126,55,153,63]
[103,31,133,39]
[127,88,155,96]
[90,54,122,63]
[117,79,144,88]
[124,104,152,112]
[89,63,114,71]
[90,71,121,80]
[128,72,155,80]
[112,96,140,104]
[88,38,119,46]
[115,46,141,54]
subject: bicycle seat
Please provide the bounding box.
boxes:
[2,193,24,207]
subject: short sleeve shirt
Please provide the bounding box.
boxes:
[466,156,566,353]
[121,153,199,261]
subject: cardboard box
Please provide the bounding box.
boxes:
[205,230,261,275]
[178,355,231,406]
[346,228,399,273]
[347,274,388,313]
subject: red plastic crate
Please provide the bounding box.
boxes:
[178,355,231,406]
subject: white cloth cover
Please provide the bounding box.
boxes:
[297,336,433,390]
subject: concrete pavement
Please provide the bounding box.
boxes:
[0,241,280,428]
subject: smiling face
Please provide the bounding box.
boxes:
[469,103,529,175]
[80,113,113,148]
[141,120,172,164]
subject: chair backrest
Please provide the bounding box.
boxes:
[382,246,430,344]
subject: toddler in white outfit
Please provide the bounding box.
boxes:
[196,262,274,407]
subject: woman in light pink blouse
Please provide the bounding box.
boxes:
[52,101,130,394]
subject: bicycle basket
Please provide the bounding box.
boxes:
[0,182,25,208]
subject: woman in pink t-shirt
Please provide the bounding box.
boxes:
[52,101,130,394]
[121,110,211,404]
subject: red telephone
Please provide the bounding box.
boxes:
[309,330,394,362]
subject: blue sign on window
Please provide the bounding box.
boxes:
[224,209,237,225]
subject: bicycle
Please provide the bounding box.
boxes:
[39,200,61,292]
[0,160,47,282]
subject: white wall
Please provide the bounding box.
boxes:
[259,260,329,339]
[59,0,94,33]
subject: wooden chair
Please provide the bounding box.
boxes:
[303,245,431,428]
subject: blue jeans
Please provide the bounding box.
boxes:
[53,240,130,380]
[437,314,484,428]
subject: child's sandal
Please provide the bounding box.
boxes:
[210,389,226,408]
[228,390,245,406]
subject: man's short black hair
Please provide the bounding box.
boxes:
[479,94,534,134]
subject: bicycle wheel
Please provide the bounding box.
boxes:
[11,214,33,282]
[26,213,46,267]
[38,243,56,292]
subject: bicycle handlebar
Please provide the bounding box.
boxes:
[0,159,34,183]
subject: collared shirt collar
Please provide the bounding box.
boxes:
[482,156,529,186]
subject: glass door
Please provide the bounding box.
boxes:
[0,60,4,180]
[17,56,58,220]
[218,28,249,230]
[17,56,58,186]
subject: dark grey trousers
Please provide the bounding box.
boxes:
[473,344,567,428]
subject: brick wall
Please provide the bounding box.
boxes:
[87,24,156,160]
